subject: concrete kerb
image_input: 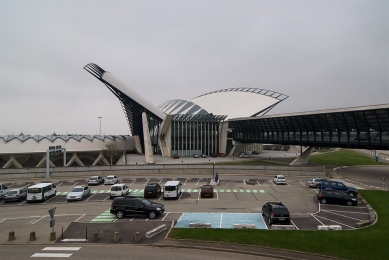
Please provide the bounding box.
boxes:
[146,224,167,238]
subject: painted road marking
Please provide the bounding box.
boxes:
[31,253,72,257]
[42,247,81,251]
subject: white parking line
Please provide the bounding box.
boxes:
[0,219,6,223]
[183,180,187,185]
[161,212,170,221]
[216,191,219,200]
[143,180,149,185]
[31,253,73,257]
[74,214,85,222]
[314,215,356,229]
[43,195,57,204]
[31,215,46,225]
[290,220,299,230]
[321,210,364,221]
[129,180,136,186]
[257,181,261,186]
[311,214,325,225]
[70,182,78,188]
[85,193,97,201]
[103,196,110,201]
[42,247,81,251]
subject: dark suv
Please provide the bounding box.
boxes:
[321,180,358,197]
[144,183,161,198]
[262,201,291,225]
[110,197,164,219]
[317,190,357,206]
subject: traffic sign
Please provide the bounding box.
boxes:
[48,207,56,218]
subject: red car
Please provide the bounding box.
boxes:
[200,185,214,198]
[217,153,226,157]
[172,154,179,159]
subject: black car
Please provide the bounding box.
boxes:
[144,183,161,198]
[110,197,165,219]
[210,153,217,157]
[262,201,291,225]
[317,190,357,206]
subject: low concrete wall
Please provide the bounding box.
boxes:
[0,164,326,179]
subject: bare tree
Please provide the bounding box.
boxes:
[103,142,121,165]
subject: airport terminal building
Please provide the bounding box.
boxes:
[1,63,388,168]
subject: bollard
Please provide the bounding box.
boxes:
[30,231,36,241]
[93,232,98,242]
[8,231,16,241]
[135,232,141,242]
[114,232,120,242]
[50,231,56,241]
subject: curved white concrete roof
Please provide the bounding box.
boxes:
[159,88,288,120]
[102,72,166,120]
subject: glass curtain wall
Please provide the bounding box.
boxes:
[171,115,225,157]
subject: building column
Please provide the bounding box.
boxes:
[3,155,24,169]
[142,112,155,164]
[92,151,110,166]
[66,153,85,167]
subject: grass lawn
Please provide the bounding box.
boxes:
[168,190,389,259]
[309,149,388,166]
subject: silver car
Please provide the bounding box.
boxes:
[66,185,90,201]
[4,188,27,202]
[306,178,327,188]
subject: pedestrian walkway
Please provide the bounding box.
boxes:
[90,210,115,223]
[56,188,268,195]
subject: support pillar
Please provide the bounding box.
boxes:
[142,112,154,164]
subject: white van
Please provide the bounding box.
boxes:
[27,183,56,203]
[0,183,8,198]
[163,181,182,199]
[110,184,129,199]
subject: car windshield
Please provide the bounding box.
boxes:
[307,178,313,181]
[145,186,155,191]
[111,186,122,191]
[165,186,176,191]
[72,188,83,192]
[277,176,285,179]
[8,191,18,195]
[90,177,97,180]
[202,187,212,191]
[106,177,113,180]
[28,188,42,194]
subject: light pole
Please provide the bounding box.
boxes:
[98,117,103,136]
[212,162,215,180]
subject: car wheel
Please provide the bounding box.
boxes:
[346,201,353,206]
[348,192,355,197]
[116,211,124,219]
[110,196,113,199]
[321,199,327,204]
[316,184,321,189]
[148,211,157,219]
[44,196,48,202]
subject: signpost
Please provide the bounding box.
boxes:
[48,207,56,232]
[383,176,386,191]
[46,146,66,178]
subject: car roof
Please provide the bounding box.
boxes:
[73,185,86,189]
[146,183,159,186]
[112,183,125,186]
[267,201,286,207]
[90,176,100,178]
[9,188,25,191]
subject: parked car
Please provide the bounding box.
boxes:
[317,190,357,206]
[172,154,179,159]
[273,175,287,185]
[252,151,259,154]
[306,178,326,188]
[4,188,27,202]
[201,154,207,158]
[321,180,358,197]
[200,185,214,198]
[110,184,130,199]
[144,183,162,198]
[262,201,291,225]
[104,175,119,185]
[66,185,90,201]
[88,176,104,185]
[239,153,250,158]
[193,154,200,158]
[210,153,217,157]
[110,197,165,219]
[217,153,226,157]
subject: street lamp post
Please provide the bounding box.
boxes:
[212,162,215,181]
[98,117,103,136]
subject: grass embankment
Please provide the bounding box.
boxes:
[309,149,387,166]
[168,190,389,259]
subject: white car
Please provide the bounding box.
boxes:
[105,175,119,185]
[110,184,130,199]
[239,153,250,158]
[66,185,90,201]
[273,175,287,185]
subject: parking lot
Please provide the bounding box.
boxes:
[0,175,373,236]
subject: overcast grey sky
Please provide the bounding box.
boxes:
[0,0,388,136]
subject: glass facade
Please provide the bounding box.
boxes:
[171,114,226,157]
[228,107,389,150]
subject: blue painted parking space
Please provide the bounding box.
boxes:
[175,212,267,229]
